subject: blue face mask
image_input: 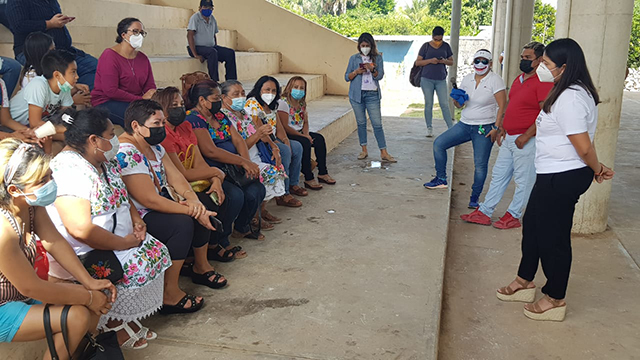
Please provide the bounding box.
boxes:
[231,97,246,111]
[291,89,305,100]
[201,9,213,17]
[19,180,58,207]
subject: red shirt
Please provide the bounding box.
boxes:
[161,121,198,162]
[502,73,554,135]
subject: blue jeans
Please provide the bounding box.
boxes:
[420,77,453,130]
[350,90,387,150]
[276,139,302,193]
[222,179,265,233]
[433,121,494,198]
[479,134,536,219]
[0,56,22,96]
[96,100,130,127]
[16,47,98,90]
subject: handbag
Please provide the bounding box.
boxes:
[44,304,124,360]
[222,163,258,188]
[179,144,211,192]
[409,42,430,87]
[180,71,210,100]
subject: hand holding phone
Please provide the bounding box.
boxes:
[209,215,223,234]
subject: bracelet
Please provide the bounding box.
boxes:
[87,290,93,307]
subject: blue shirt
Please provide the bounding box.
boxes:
[418,41,453,81]
[7,0,73,56]
[344,53,384,103]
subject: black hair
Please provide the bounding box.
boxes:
[22,32,54,78]
[51,107,111,153]
[542,38,600,113]
[246,75,281,111]
[116,17,142,44]
[200,0,213,7]
[523,41,545,58]
[41,49,76,80]
[124,100,164,134]
[186,79,220,109]
[356,33,380,65]
[432,26,445,36]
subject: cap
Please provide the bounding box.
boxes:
[200,0,213,7]
[473,50,492,61]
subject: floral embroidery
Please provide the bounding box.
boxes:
[245,98,277,133]
[88,261,113,279]
[187,109,232,141]
[283,97,306,127]
[119,237,171,289]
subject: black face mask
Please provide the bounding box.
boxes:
[141,125,166,146]
[208,100,223,115]
[167,106,186,126]
[519,59,535,74]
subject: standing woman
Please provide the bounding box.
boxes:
[92,18,157,126]
[497,38,614,321]
[345,33,395,162]
[415,26,454,137]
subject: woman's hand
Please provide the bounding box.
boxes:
[13,129,39,144]
[206,178,226,204]
[272,150,282,168]
[122,233,142,249]
[487,128,500,143]
[257,124,273,137]
[595,163,615,183]
[354,67,366,76]
[242,160,261,179]
[364,63,375,71]
[195,210,218,231]
[84,279,117,304]
[142,89,157,100]
[87,290,112,316]
[304,134,314,144]
[132,220,146,242]
[180,198,207,218]
[72,90,91,106]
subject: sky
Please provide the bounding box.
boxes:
[395,0,558,10]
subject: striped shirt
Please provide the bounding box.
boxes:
[0,209,36,307]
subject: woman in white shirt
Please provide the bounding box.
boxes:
[424,49,507,210]
[496,38,614,322]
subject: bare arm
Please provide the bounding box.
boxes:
[440,56,454,66]
[187,30,199,58]
[193,128,247,166]
[122,173,190,215]
[567,132,602,173]
[162,154,200,200]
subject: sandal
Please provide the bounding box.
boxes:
[132,319,157,341]
[103,322,147,350]
[496,277,536,303]
[276,195,303,207]
[523,295,567,322]
[228,245,248,259]
[357,151,368,160]
[289,186,308,196]
[317,175,336,185]
[304,181,323,190]
[232,229,265,240]
[261,210,282,224]
[252,217,274,231]
[191,269,228,289]
[159,294,204,315]
[207,244,235,262]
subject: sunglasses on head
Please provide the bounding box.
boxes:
[474,58,489,65]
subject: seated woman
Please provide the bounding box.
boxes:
[221,80,287,228]
[92,18,156,127]
[185,80,267,240]
[153,87,246,260]
[245,76,306,209]
[118,99,227,315]
[47,108,171,350]
[0,138,115,356]
[0,78,38,144]
[278,76,336,189]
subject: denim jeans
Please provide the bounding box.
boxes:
[433,121,494,198]
[222,179,265,234]
[96,100,130,127]
[16,47,98,90]
[0,56,22,96]
[349,90,387,150]
[420,77,453,130]
[479,134,537,219]
[276,139,302,193]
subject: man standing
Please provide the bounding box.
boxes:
[461,42,553,229]
[6,0,98,89]
[187,0,237,82]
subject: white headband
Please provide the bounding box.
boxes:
[474,50,493,61]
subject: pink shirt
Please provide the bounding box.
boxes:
[91,48,156,106]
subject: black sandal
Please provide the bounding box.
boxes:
[159,294,203,315]
[207,245,235,263]
[191,270,227,289]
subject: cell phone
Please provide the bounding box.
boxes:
[209,191,219,206]
[209,215,223,233]
[438,57,444,60]
[359,63,366,69]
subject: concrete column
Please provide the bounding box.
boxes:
[502,0,535,89]
[491,0,508,75]
[448,0,462,119]
[554,0,634,233]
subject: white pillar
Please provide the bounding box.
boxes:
[502,0,535,89]
[491,0,508,75]
[448,0,462,119]
[554,0,634,233]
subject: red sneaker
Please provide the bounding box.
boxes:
[460,209,492,225]
[493,212,522,229]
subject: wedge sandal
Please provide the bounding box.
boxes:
[524,295,567,322]
[496,277,536,303]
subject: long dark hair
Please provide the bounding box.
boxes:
[52,107,112,153]
[542,38,599,113]
[357,32,380,65]
[246,75,280,111]
[21,32,54,80]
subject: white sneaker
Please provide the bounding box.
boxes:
[426,128,434,138]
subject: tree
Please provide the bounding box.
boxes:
[532,0,555,44]
[628,1,640,68]
[360,0,396,14]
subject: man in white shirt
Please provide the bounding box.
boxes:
[186,0,237,82]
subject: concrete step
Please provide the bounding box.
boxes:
[307,96,356,153]
[151,51,281,88]
[240,73,325,102]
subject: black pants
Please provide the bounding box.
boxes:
[221,179,265,233]
[288,132,328,181]
[517,166,594,299]
[187,45,237,82]
[144,211,210,260]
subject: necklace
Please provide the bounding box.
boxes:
[127,56,136,76]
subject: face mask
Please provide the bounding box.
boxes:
[360,46,371,56]
[18,180,58,207]
[97,135,120,161]
[127,34,144,49]
[519,59,535,74]
[201,9,213,17]
[208,100,222,115]
[291,89,305,100]
[167,106,186,126]
[58,79,72,93]
[261,93,276,105]
[536,62,559,83]
[140,125,166,146]
[433,39,443,46]
[231,97,246,111]
[474,63,490,75]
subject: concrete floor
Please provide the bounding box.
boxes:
[128,117,453,360]
[437,92,640,360]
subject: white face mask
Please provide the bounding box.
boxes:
[127,34,144,49]
[536,62,559,83]
[97,135,120,161]
[360,46,371,56]
[261,93,276,105]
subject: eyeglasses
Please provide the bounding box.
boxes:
[127,29,148,37]
[474,59,489,65]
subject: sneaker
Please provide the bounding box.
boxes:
[423,177,448,189]
[426,128,434,138]
[460,209,492,225]
[493,212,522,229]
[468,195,479,209]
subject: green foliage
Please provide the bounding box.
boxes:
[629,1,640,68]
[360,0,396,14]
[532,0,555,44]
